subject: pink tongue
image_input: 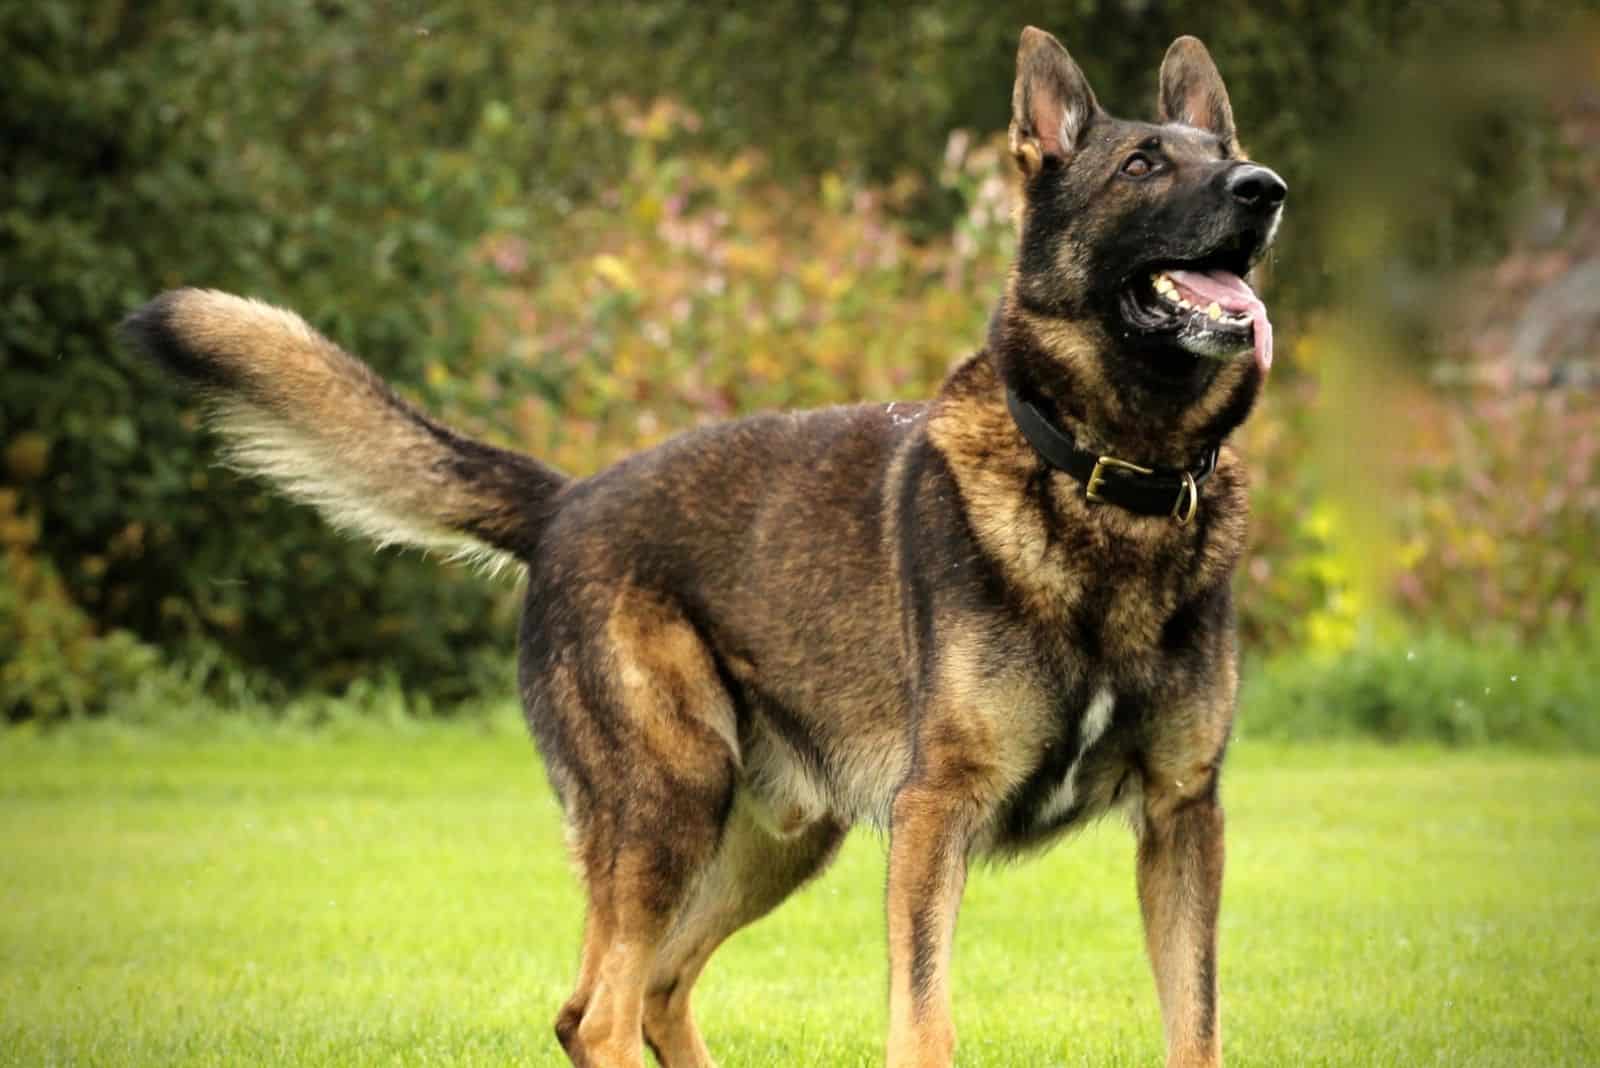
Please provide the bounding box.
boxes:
[1166,269,1274,373]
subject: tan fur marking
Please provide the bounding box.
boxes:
[641,800,843,1067]
[605,589,740,767]
[1138,792,1225,1068]
[934,636,1058,807]
[885,785,972,1068]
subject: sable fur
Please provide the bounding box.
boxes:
[123,26,1285,1068]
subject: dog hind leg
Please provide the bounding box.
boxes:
[642,801,845,1068]
[554,809,617,1063]
[549,592,741,1068]
[555,760,735,1067]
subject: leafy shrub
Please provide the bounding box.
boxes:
[2,2,543,705]
[1240,625,1600,749]
[0,487,175,721]
[1397,383,1600,639]
[453,111,1014,476]
[2,1,1592,721]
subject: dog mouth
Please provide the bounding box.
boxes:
[1118,250,1274,374]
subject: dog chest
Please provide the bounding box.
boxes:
[990,683,1129,849]
[1034,685,1114,824]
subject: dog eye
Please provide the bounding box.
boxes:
[1121,153,1154,178]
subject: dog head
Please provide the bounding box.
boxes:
[999,28,1286,455]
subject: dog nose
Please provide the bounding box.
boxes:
[1226,165,1287,210]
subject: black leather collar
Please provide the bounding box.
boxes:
[1004,388,1219,525]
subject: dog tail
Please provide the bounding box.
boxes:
[120,288,566,565]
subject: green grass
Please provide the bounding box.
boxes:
[3,716,1597,1066]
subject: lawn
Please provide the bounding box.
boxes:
[2,716,1596,1067]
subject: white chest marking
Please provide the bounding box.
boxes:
[1037,686,1114,825]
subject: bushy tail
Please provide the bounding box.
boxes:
[121,288,566,564]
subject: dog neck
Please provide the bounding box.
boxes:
[925,351,1252,612]
[985,289,1262,471]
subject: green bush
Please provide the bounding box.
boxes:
[2,1,544,708]
[2,1,1591,719]
[0,537,164,722]
[1240,626,1600,750]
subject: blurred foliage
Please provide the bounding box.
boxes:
[1240,621,1600,750]
[0,488,163,719]
[3,0,1596,720]
[1398,388,1600,637]
[459,108,1014,472]
[2,0,540,715]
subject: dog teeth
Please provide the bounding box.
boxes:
[1149,271,1253,328]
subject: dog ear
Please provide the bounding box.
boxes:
[1010,26,1100,175]
[1158,36,1236,150]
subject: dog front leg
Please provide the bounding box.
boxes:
[885,782,979,1068]
[1137,786,1225,1068]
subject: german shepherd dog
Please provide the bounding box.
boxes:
[122,26,1284,1068]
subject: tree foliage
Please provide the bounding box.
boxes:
[1,1,1590,718]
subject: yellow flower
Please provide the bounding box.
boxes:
[592,254,637,291]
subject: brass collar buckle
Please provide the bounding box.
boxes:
[1085,454,1201,526]
[1085,455,1154,503]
